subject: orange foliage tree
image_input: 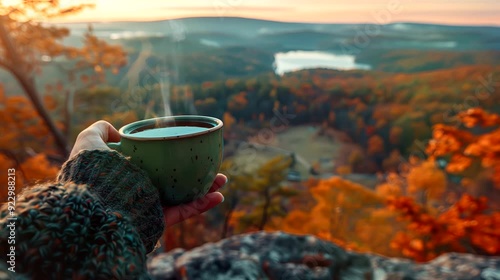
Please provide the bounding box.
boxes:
[406,160,447,204]
[388,194,499,262]
[228,156,296,232]
[0,153,58,202]
[0,2,127,203]
[386,108,500,261]
[278,177,405,257]
[0,86,60,202]
[161,156,298,250]
[427,108,500,189]
[0,1,126,156]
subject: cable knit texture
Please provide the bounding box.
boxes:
[0,150,165,279]
[0,183,150,279]
[57,150,165,253]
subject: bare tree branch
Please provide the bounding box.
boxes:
[0,15,69,157]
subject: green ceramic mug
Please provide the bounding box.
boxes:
[107,115,224,206]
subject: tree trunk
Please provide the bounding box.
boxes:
[64,88,75,141]
[0,16,69,157]
[221,195,239,239]
[258,189,271,230]
[221,208,234,239]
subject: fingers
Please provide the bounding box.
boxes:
[87,120,120,142]
[164,192,224,227]
[70,121,120,159]
[209,173,228,193]
[164,174,227,226]
[107,125,121,142]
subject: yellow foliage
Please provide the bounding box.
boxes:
[407,160,447,201]
[223,156,294,232]
[311,177,384,208]
[281,210,311,234]
[281,177,405,256]
[376,183,403,198]
[336,165,352,175]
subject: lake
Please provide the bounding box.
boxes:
[274,51,371,75]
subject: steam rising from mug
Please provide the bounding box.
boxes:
[120,20,196,127]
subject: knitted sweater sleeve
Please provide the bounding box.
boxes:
[0,150,165,279]
[57,150,165,253]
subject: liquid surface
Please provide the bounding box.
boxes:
[132,126,208,137]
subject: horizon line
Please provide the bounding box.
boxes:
[50,15,500,28]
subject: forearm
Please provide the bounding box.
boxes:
[0,150,164,279]
[0,182,149,279]
[58,150,165,252]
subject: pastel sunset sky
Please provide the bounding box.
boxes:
[55,0,499,26]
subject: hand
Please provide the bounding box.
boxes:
[72,121,226,226]
[164,173,226,226]
[70,120,120,159]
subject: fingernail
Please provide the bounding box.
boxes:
[224,176,228,185]
[221,195,225,202]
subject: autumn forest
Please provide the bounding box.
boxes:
[1,1,499,263]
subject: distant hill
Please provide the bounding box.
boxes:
[49,18,498,84]
[2,17,498,94]
[59,17,500,52]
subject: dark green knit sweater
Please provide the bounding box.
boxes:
[0,150,165,279]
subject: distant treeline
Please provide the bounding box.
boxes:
[75,64,500,173]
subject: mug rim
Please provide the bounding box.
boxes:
[119,115,223,141]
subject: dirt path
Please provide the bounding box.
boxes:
[229,125,343,176]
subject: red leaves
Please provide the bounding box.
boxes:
[459,108,500,128]
[446,154,472,173]
[427,108,500,189]
[427,124,473,157]
[387,196,422,218]
[388,194,500,262]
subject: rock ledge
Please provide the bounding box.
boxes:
[148,231,500,280]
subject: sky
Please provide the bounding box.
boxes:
[51,0,500,26]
